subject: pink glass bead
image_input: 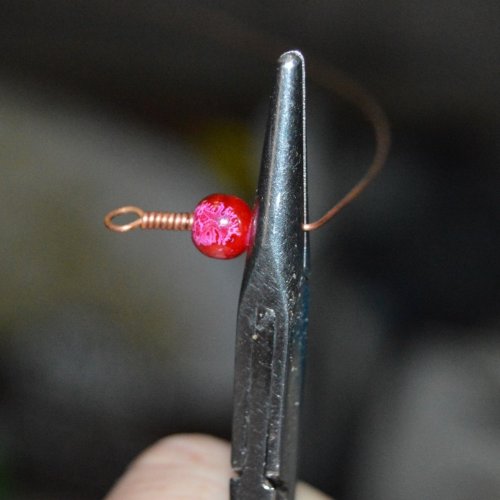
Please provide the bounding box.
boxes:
[192,194,252,259]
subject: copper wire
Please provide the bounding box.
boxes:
[301,57,391,231]
[104,45,391,235]
[104,206,193,233]
[140,211,193,231]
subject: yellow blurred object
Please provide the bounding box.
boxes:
[194,118,256,198]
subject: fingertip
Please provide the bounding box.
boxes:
[133,433,231,468]
[105,434,232,500]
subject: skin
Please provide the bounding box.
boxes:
[105,434,332,500]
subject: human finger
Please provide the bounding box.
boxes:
[105,433,332,499]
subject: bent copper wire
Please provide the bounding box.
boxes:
[104,55,390,236]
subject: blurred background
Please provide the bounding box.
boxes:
[1,1,499,499]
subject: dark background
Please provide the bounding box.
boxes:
[0,1,499,499]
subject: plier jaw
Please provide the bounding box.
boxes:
[231,50,309,500]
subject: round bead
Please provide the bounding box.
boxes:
[192,194,252,259]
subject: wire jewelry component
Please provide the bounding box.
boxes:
[105,194,252,259]
[104,146,386,259]
[104,49,391,260]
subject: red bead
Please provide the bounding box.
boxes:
[192,194,252,259]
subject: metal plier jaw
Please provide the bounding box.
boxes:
[231,50,309,500]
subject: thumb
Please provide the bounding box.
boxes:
[105,434,332,500]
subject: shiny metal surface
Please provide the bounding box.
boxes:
[231,50,309,500]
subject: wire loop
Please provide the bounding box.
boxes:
[104,206,194,233]
[104,206,145,232]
